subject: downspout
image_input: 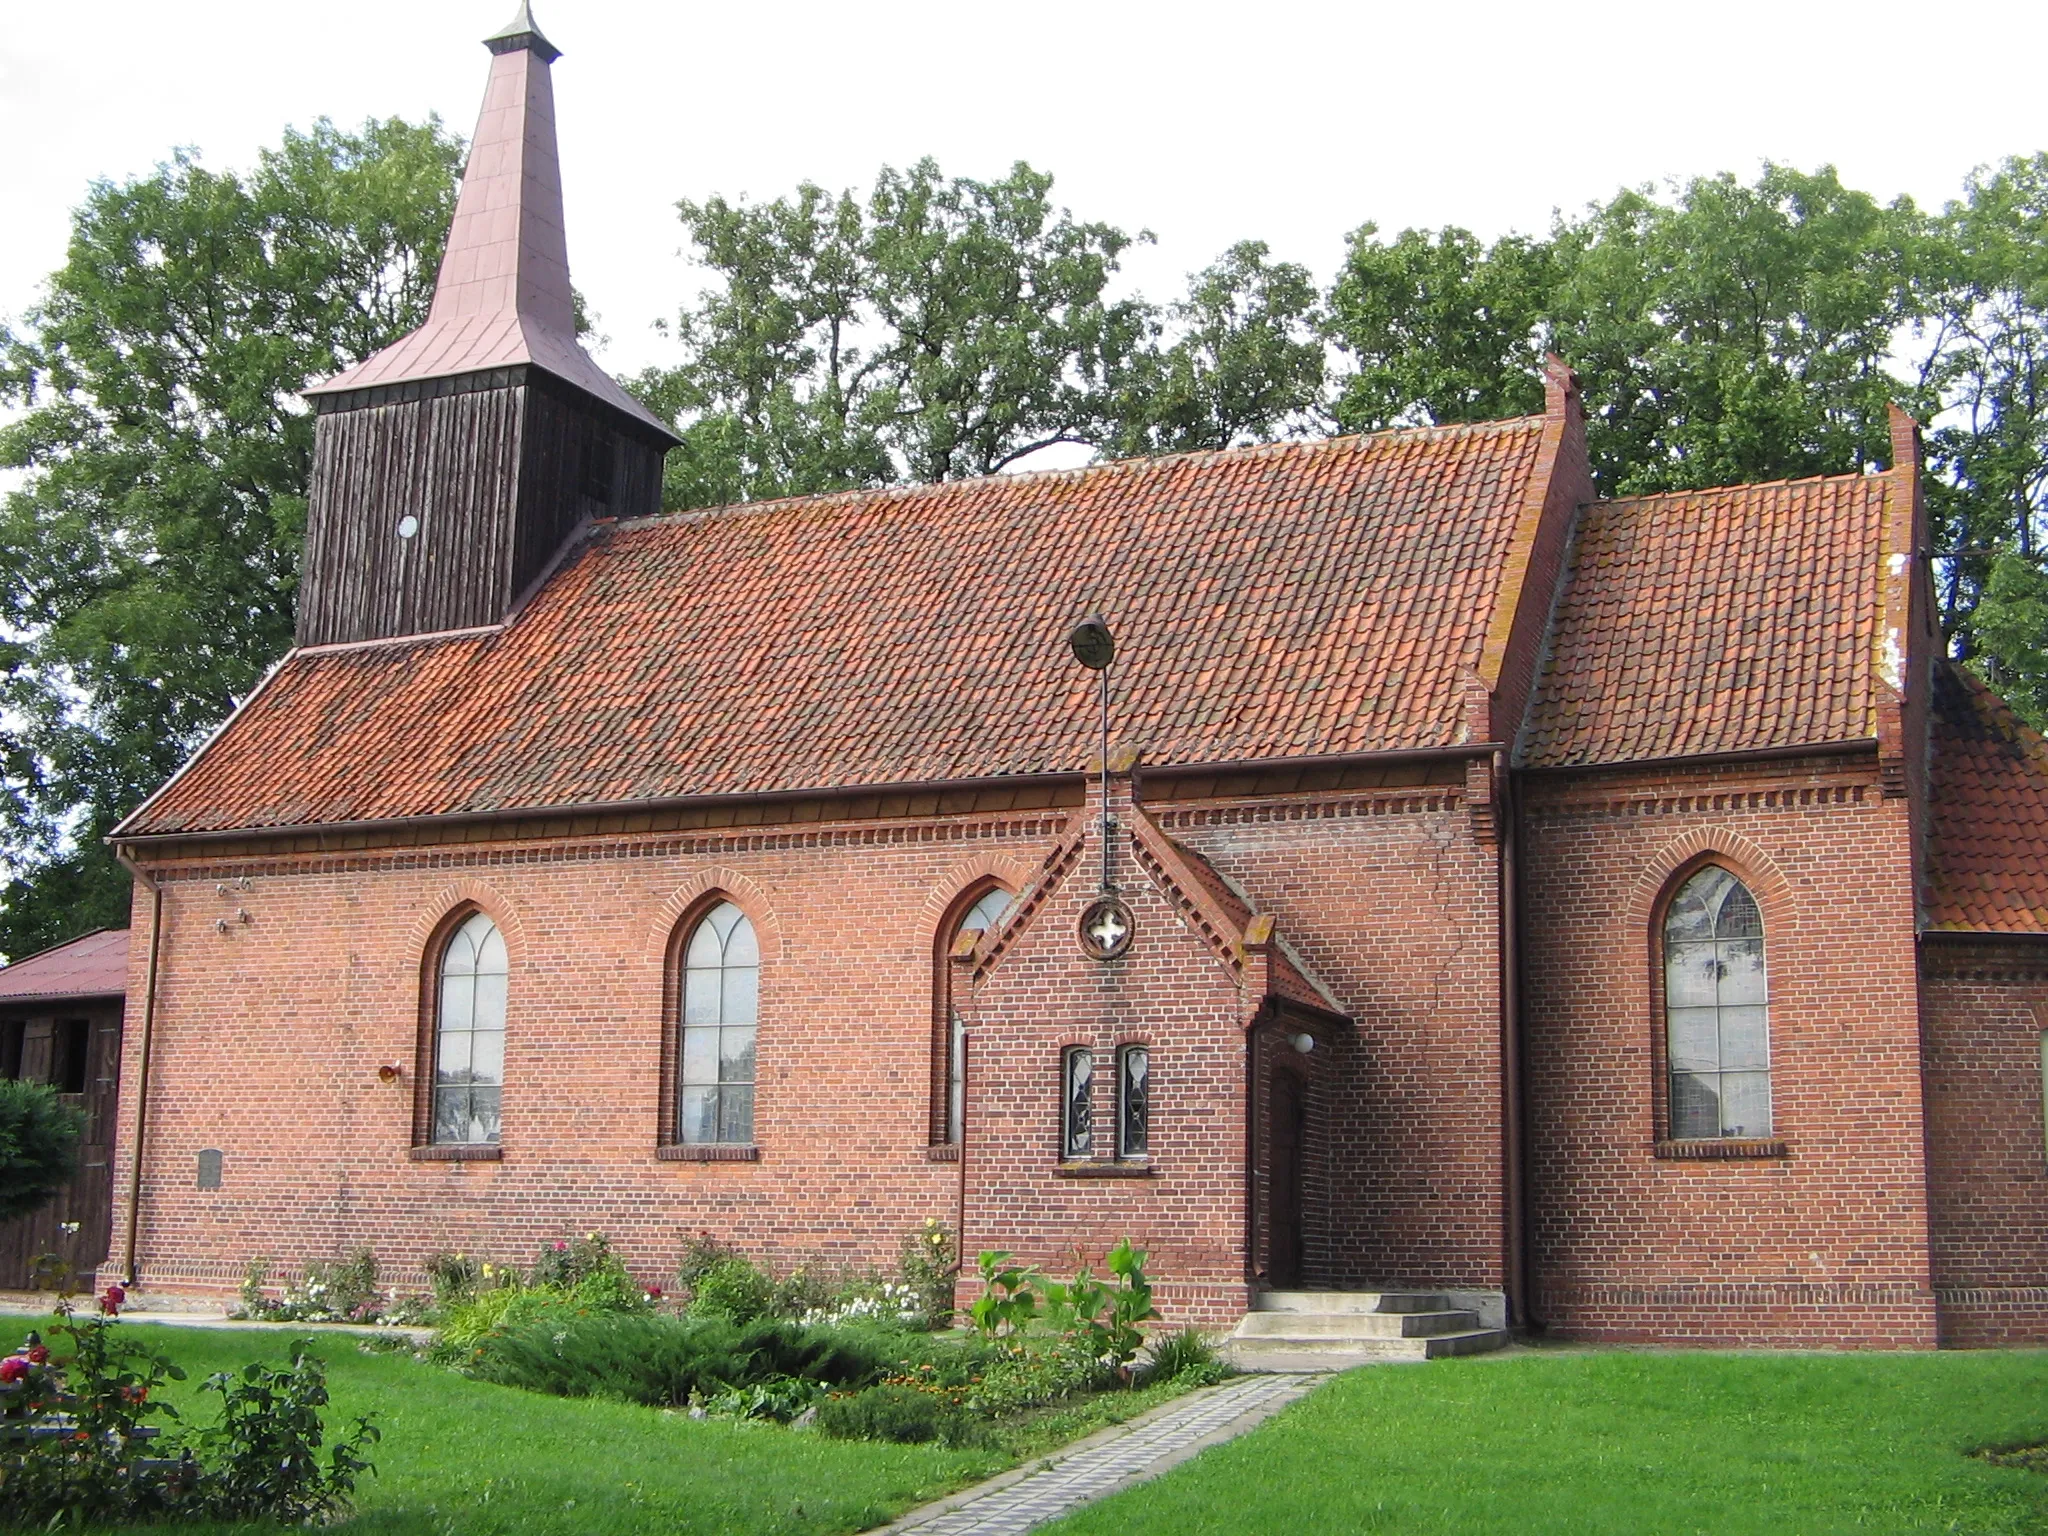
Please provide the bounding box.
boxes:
[1496,750,1528,1329]
[956,1029,970,1293]
[113,848,164,1287]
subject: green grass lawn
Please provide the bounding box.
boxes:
[1042,1346,2048,1536]
[27,1320,1004,1536]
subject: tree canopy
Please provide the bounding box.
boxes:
[0,117,461,960]
[4,131,2048,956]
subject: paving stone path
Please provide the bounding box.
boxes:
[872,1372,1318,1536]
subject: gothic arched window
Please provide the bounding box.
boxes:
[433,911,508,1145]
[679,901,758,1145]
[938,885,1014,1145]
[1663,865,1771,1139]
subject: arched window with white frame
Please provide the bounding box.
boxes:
[937,884,1014,1145]
[679,900,759,1145]
[1663,864,1771,1139]
[433,910,508,1145]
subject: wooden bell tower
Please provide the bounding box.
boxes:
[296,3,675,647]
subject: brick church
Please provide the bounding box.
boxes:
[101,7,2048,1347]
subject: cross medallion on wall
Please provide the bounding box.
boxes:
[1078,895,1135,961]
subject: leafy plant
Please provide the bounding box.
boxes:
[897,1217,959,1328]
[236,1247,386,1322]
[687,1256,774,1324]
[816,1382,979,1446]
[967,1251,1041,1338]
[532,1232,624,1290]
[1137,1325,1226,1387]
[0,1080,85,1222]
[0,1299,196,1524]
[186,1340,379,1524]
[423,1249,490,1307]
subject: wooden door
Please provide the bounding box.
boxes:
[1267,1067,1307,1288]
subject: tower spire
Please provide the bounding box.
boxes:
[304,5,669,440]
[484,1,560,62]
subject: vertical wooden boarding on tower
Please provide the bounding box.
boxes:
[296,3,676,647]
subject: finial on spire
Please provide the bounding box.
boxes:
[485,0,560,63]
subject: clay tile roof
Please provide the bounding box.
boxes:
[1925,663,2048,934]
[1520,474,1886,767]
[0,928,129,1001]
[123,421,1547,837]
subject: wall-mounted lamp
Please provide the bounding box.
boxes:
[377,1064,404,1084]
[1291,1032,1315,1055]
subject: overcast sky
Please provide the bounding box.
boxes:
[5,0,2045,384]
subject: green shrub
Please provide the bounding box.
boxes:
[532,1232,627,1290]
[1137,1325,1227,1387]
[423,1249,493,1307]
[466,1312,888,1407]
[235,1247,385,1323]
[816,1382,980,1446]
[962,1336,1103,1416]
[0,1080,84,1222]
[702,1374,823,1422]
[897,1217,958,1328]
[1046,1239,1157,1371]
[187,1340,379,1524]
[676,1230,745,1289]
[688,1255,774,1323]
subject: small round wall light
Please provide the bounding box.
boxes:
[377,1064,404,1084]
[1291,1032,1315,1055]
[397,515,420,540]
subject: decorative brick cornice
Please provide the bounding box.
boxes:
[141,813,1073,885]
[1524,782,1870,822]
[1150,791,1457,831]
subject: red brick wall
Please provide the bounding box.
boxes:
[1519,752,1938,1346]
[110,813,1070,1299]
[1918,937,2048,1345]
[1157,789,1506,1292]
[956,795,1255,1327]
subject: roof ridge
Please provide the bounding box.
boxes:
[1601,469,1885,510]
[612,415,1551,534]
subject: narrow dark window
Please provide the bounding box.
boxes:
[52,1019,90,1094]
[679,901,758,1144]
[1664,865,1770,1138]
[943,886,1014,1144]
[1063,1047,1094,1159]
[433,911,508,1145]
[0,1020,22,1080]
[1118,1046,1149,1159]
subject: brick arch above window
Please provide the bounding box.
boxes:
[406,878,526,968]
[917,851,1040,931]
[1625,828,1794,948]
[645,868,783,964]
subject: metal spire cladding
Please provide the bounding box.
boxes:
[305,6,670,439]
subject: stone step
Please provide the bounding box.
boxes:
[1223,1327,1510,1369]
[1233,1308,1480,1340]
[1254,1289,1452,1316]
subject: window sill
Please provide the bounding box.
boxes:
[1056,1160,1156,1179]
[657,1144,760,1162]
[1655,1137,1788,1161]
[408,1143,502,1162]
[926,1144,961,1163]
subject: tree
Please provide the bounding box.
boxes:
[1109,241,1326,455]
[1325,223,1551,432]
[1914,154,2048,719]
[0,1079,85,1222]
[0,117,461,959]
[632,160,1152,506]
[1549,165,1919,497]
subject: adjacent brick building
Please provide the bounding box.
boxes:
[94,9,2048,1344]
